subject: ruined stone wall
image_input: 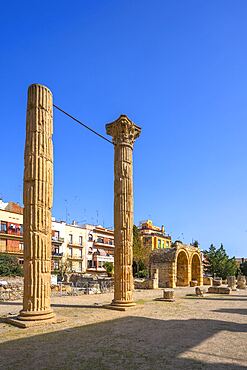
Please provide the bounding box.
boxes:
[150,245,203,288]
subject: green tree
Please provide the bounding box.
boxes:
[0,254,23,276]
[203,244,238,279]
[103,262,114,277]
[132,225,150,277]
[192,240,199,248]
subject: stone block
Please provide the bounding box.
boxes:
[203,277,213,285]
[190,280,198,287]
[208,286,231,294]
[213,278,222,286]
[237,275,246,289]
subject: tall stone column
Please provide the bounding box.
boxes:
[106,115,141,307]
[18,84,55,321]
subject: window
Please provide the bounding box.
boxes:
[109,239,113,245]
[166,241,170,247]
[87,260,93,268]
[158,239,161,249]
[69,234,73,244]
[0,239,7,252]
[20,225,23,234]
[79,248,83,258]
[97,237,104,243]
[54,231,60,240]
[69,247,73,257]
[88,234,93,241]
[79,236,83,245]
[54,247,59,255]
[19,259,24,265]
[79,261,82,272]
[0,222,7,233]
[53,261,59,270]
[19,242,24,251]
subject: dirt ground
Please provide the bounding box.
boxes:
[0,287,246,370]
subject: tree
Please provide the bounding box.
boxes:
[0,254,23,276]
[132,225,150,277]
[203,244,238,279]
[240,261,247,276]
[192,240,199,248]
[103,262,114,277]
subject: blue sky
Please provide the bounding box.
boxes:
[1,0,247,256]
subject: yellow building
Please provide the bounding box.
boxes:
[139,220,172,250]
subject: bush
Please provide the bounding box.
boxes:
[103,262,114,277]
[136,270,148,278]
[0,254,23,276]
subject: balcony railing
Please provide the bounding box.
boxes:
[67,255,84,260]
[52,252,64,257]
[94,241,114,247]
[0,232,23,240]
[51,237,64,243]
[67,242,84,248]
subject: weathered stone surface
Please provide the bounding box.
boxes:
[227,276,236,290]
[190,280,198,287]
[155,288,175,302]
[237,275,246,289]
[18,84,54,322]
[106,115,141,307]
[163,289,175,300]
[203,277,213,285]
[195,287,204,296]
[150,245,203,288]
[213,278,222,286]
[208,286,231,294]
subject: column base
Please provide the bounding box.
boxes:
[17,309,55,321]
[154,298,175,302]
[6,316,56,328]
[104,300,136,311]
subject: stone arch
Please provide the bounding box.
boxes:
[176,250,189,286]
[191,253,202,284]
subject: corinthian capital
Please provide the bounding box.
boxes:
[106,115,141,146]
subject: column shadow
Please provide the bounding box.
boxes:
[0,316,246,369]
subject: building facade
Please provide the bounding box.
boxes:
[86,225,114,273]
[0,200,114,275]
[0,202,24,263]
[139,220,172,250]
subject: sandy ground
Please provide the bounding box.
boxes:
[0,287,246,370]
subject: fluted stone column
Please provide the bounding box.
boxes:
[18,84,54,321]
[106,115,141,307]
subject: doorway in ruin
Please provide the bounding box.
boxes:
[191,253,201,283]
[176,250,189,286]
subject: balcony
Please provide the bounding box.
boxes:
[94,241,114,248]
[52,252,64,257]
[67,242,84,248]
[0,232,23,241]
[67,255,84,260]
[51,237,64,244]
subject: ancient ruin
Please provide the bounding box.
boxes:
[150,242,203,288]
[227,276,236,290]
[106,115,141,308]
[237,275,246,289]
[18,84,55,322]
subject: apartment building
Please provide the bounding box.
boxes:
[0,201,24,263]
[0,199,115,275]
[85,224,114,273]
[139,219,172,250]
